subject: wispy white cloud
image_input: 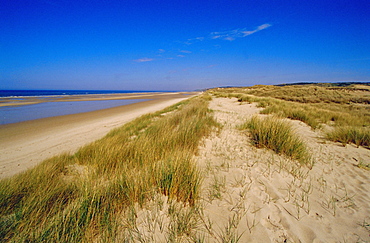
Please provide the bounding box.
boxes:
[224,36,235,41]
[209,23,272,41]
[241,31,255,36]
[184,23,271,44]
[185,36,206,45]
[134,57,154,63]
[241,23,272,37]
[257,23,271,30]
[134,23,272,63]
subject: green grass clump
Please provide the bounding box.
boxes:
[259,101,321,129]
[0,95,217,242]
[326,126,370,147]
[242,116,310,165]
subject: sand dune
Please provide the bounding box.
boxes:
[1,94,369,242]
[194,97,370,242]
[123,97,369,242]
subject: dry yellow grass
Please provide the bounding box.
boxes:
[0,95,218,242]
[241,116,311,165]
[210,84,370,147]
[1,84,369,242]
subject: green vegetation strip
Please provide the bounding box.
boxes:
[0,95,217,242]
[326,126,370,147]
[210,84,370,147]
[241,116,310,165]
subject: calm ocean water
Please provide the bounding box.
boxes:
[0,90,160,97]
[0,90,160,125]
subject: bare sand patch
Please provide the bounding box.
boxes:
[194,97,370,242]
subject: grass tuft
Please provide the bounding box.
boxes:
[326,126,370,147]
[242,116,311,165]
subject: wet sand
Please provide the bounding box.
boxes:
[0,92,198,179]
[0,92,190,107]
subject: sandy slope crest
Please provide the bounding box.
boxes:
[195,97,370,242]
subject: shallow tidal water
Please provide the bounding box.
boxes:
[0,99,149,125]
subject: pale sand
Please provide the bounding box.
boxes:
[131,97,370,242]
[0,92,197,179]
[2,95,369,241]
[196,97,370,242]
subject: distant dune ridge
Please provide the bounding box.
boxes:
[0,84,369,242]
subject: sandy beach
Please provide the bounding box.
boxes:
[1,92,369,242]
[0,92,197,179]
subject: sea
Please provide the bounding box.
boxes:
[0,89,159,98]
[0,90,161,125]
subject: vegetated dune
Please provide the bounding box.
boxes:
[128,96,369,242]
[1,85,369,242]
[130,85,370,242]
[193,97,370,242]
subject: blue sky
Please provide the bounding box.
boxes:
[1,0,369,91]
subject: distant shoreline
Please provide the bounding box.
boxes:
[0,91,190,107]
[0,92,198,178]
[0,89,180,98]
[0,99,151,125]
[0,91,194,125]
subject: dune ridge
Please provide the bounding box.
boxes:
[193,97,370,242]
[1,87,369,242]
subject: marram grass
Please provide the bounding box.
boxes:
[209,85,370,147]
[326,126,370,147]
[242,116,311,165]
[0,95,217,242]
